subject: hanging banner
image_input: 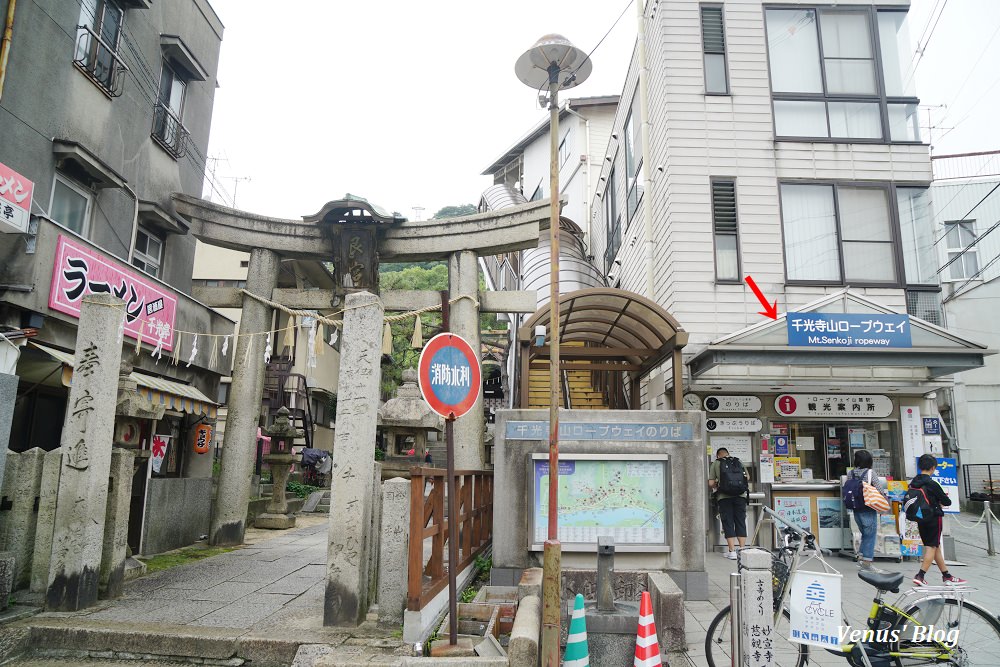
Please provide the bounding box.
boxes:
[49,235,178,350]
[901,406,922,478]
[151,434,170,473]
[789,571,843,649]
[193,423,213,454]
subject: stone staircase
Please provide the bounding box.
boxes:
[527,363,608,410]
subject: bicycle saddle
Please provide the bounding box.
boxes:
[858,570,905,593]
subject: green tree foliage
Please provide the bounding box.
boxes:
[433,204,477,219]
[377,263,503,396]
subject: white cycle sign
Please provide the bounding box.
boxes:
[789,571,843,650]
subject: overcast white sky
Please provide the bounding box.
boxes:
[203,0,1000,219]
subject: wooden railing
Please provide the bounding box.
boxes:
[407,467,493,611]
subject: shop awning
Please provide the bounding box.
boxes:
[29,342,218,418]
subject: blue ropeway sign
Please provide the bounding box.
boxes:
[787,312,912,348]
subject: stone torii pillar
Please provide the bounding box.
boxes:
[448,250,484,470]
[210,248,280,546]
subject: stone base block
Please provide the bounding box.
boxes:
[0,552,14,611]
[580,600,641,667]
[648,572,685,652]
[507,594,539,667]
[516,568,541,602]
[428,636,476,657]
[253,513,296,530]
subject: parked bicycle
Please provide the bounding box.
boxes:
[705,506,1000,666]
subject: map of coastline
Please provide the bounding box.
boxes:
[533,460,666,545]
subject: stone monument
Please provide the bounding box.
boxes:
[45,294,125,611]
[255,406,302,530]
[325,291,383,626]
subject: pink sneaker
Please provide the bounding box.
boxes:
[943,574,967,585]
[912,575,927,587]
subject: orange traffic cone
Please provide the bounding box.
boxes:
[634,590,663,667]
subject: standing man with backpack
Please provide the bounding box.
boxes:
[708,447,750,559]
[906,454,966,586]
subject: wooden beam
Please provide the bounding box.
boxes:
[532,346,658,358]
[529,361,643,372]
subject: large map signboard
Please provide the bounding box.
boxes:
[530,455,669,550]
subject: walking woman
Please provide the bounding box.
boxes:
[849,450,888,570]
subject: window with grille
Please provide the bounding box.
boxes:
[711,179,740,282]
[74,0,126,96]
[701,5,729,94]
[906,290,943,326]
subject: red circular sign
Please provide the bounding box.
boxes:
[418,333,481,420]
[776,395,797,415]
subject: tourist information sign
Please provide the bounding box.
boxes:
[418,332,481,420]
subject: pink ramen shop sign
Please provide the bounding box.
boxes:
[49,234,178,350]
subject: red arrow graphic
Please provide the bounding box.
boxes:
[744,276,778,320]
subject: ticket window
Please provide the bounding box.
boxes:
[786,423,897,481]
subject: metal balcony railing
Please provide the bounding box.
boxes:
[73,25,129,97]
[151,103,190,159]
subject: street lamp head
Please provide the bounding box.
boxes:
[514,33,592,90]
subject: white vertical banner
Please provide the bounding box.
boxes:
[789,571,843,650]
[901,406,922,478]
[151,434,170,473]
[759,454,775,484]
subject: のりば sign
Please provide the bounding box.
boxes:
[49,235,178,350]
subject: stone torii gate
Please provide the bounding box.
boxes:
[170,193,546,550]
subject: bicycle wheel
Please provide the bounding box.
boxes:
[704,604,809,667]
[897,596,1000,666]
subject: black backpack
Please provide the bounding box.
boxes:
[718,457,748,496]
[904,486,935,522]
[842,472,865,510]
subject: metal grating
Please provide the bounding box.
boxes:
[964,464,1000,501]
[906,290,943,326]
[712,180,738,234]
[701,6,726,53]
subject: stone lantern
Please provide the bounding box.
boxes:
[377,368,444,477]
[255,406,303,529]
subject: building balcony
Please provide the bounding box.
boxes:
[73,25,129,98]
[151,103,190,159]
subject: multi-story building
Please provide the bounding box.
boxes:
[0,0,228,555]
[927,151,1000,489]
[585,0,993,512]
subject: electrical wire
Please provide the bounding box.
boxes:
[561,0,635,88]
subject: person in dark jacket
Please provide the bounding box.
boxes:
[849,450,887,571]
[911,454,966,586]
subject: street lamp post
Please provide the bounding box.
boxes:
[515,34,591,667]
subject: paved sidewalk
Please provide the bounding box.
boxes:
[680,510,1000,667]
[5,516,410,666]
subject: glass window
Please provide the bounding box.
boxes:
[944,221,979,281]
[701,5,729,94]
[781,184,840,281]
[774,101,828,137]
[877,11,916,97]
[766,9,823,93]
[605,168,620,273]
[828,102,882,139]
[558,132,570,167]
[896,188,937,285]
[624,101,643,222]
[782,183,913,285]
[765,7,919,144]
[888,103,921,142]
[153,62,189,156]
[132,228,163,278]
[820,10,876,95]
[50,175,92,236]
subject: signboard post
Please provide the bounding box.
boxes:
[418,331,481,645]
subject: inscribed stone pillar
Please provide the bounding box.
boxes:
[46,293,125,611]
[377,477,410,628]
[0,372,16,486]
[99,448,135,599]
[210,247,280,546]
[324,291,382,626]
[30,448,62,593]
[0,448,45,589]
[448,250,484,470]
